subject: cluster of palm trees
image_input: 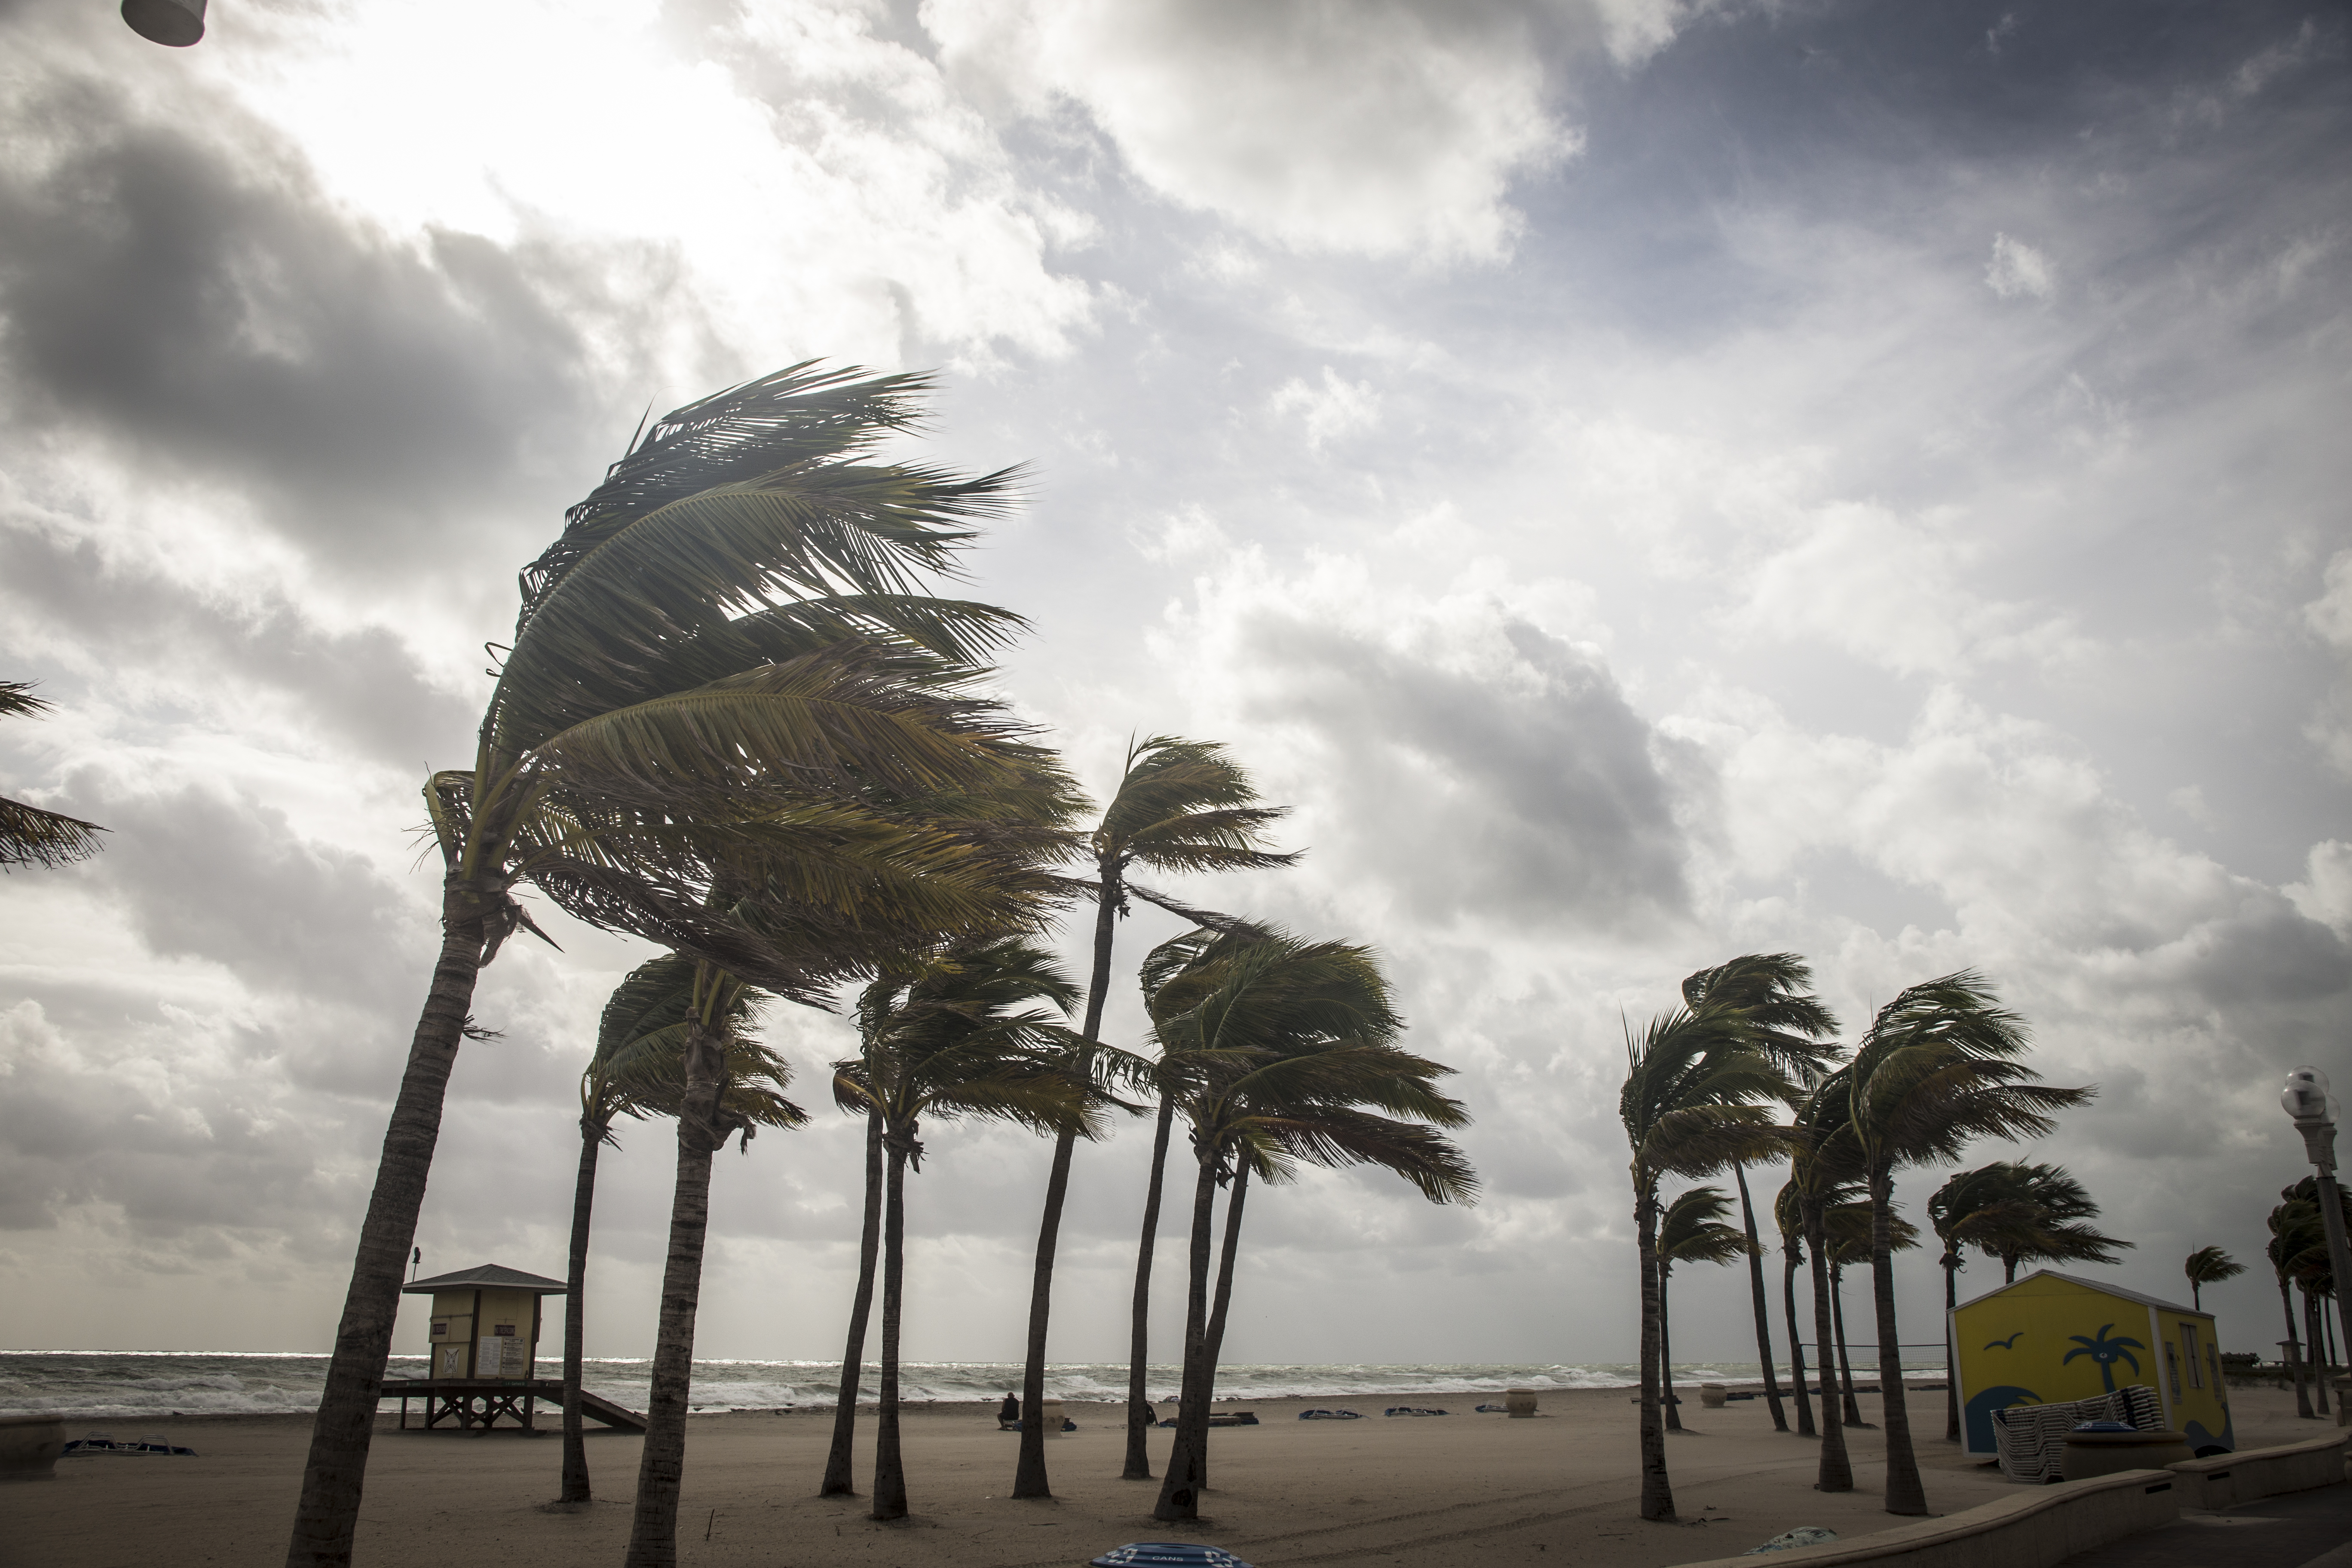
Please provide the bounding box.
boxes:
[276,366,1475,1568]
[2268,1179,2348,1418]
[1620,954,2097,1522]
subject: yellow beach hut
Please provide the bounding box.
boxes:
[1950,1269,2233,1458]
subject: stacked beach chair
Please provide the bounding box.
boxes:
[1989,1384,2165,1482]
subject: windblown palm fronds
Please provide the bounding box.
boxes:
[0,681,105,870]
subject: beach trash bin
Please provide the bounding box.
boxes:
[0,1414,66,1482]
[2058,1425,2192,1481]
[1039,1396,1066,1436]
[1091,1544,1255,1567]
[1700,1383,1727,1409]
[1504,1387,1538,1418]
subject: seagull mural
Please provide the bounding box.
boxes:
[1984,1332,2024,1350]
[2061,1323,2144,1392]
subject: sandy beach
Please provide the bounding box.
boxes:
[16,1384,2320,1567]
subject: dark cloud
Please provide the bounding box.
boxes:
[0,63,622,576]
[1242,613,1693,930]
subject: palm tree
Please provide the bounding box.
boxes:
[2270,1199,2322,1418]
[830,936,1097,1521]
[1822,1189,1879,1428]
[1012,736,1295,1498]
[1928,1165,2046,1441]
[1679,955,1841,1434]
[0,681,104,869]
[818,1103,883,1498]
[1654,1185,1754,1431]
[1771,1182,1816,1437]
[286,365,1061,1567]
[1845,971,2092,1516]
[1622,1004,1798,1520]
[566,956,799,1504]
[1150,932,1473,1522]
[1787,1069,1864,1490]
[2183,1246,2244,1312]
[1976,1164,2132,1284]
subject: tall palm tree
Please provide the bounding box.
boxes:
[1680,955,1841,1433]
[2183,1246,2245,1312]
[1772,1182,1816,1437]
[1012,735,1295,1498]
[2270,1199,2321,1418]
[0,681,104,869]
[1821,1187,1876,1427]
[1622,1005,1798,1521]
[830,936,1097,1521]
[1974,1164,2131,1284]
[818,1103,883,1498]
[1928,1165,2046,1441]
[1654,1185,1754,1431]
[1150,933,1473,1522]
[1845,972,2091,1516]
[560,956,796,1504]
[287,366,1056,1568]
[1788,1070,1861,1491]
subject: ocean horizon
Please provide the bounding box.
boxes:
[0,1350,1942,1420]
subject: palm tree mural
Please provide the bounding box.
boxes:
[2061,1323,2145,1393]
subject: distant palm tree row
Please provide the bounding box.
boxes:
[1620,955,2104,1522]
[2268,1177,2348,1419]
[276,366,1476,1568]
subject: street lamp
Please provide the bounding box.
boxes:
[122,0,205,46]
[2282,1066,2352,1410]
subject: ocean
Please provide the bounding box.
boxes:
[0,1351,1942,1419]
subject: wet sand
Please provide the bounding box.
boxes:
[13,1385,2320,1568]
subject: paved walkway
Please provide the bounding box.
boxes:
[2058,1482,2352,1568]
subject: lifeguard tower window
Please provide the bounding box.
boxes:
[2164,1341,2182,1401]
[2180,1323,2203,1388]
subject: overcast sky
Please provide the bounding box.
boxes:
[1,0,2346,1375]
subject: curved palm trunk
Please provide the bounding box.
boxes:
[1802,1197,1851,1491]
[625,1017,730,1568]
[1782,1247,1816,1436]
[1189,1163,1251,1493]
[1122,1086,1178,1481]
[1152,1148,1221,1522]
[2278,1276,2313,1418]
[1735,1167,1788,1432]
[1014,870,1118,1500]
[1634,1178,1675,1521]
[2003,1254,2018,1286]
[1869,1169,1927,1514]
[560,1118,605,1504]
[1941,1258,1961,1442]
[285,882,485,1568]
[1660,1264,1681,1433]
[1830,1265,1863,1426]
[870,1142,911,1522]
[821,1111,885,1496]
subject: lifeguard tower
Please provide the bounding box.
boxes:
[1950,1269,2233,1458]
[386,1262,642,1433]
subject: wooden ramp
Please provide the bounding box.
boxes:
[380,1378,647,1433]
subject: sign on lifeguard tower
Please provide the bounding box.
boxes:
[407,1262,566,1381]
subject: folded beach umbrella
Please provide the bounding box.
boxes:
[1090,1544,1254,1568]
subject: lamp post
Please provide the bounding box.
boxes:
[2282,1066,2352,1411]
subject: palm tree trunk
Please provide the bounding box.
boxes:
[625,1011,733,1568]
[870,1141,910,1522]
[821,1109,885,1496]
[284,882,485,1568]
[560,1118,604,1504]
[1782,1247,1815,1437]
[1735,1166,1788,1432]
[1152,1148,1221,1522]
[1014,867,1119,1500]
[1122,1084,1178,1481]
[1869,1166,1927,1515]
[1660,1263,1681,1433]
[2003,1253,2017,1286]
[1634,1177,1675,1521]
[2305,1290,2331,1416]
[1941,1257,1960,1443]
[1802,1196,1851,1491]
[1831,1265,1863,1426]
[2279,1275,2314,1418]
[1193,1163,1252,1493]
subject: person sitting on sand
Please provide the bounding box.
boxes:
[997,1393,1020,1430]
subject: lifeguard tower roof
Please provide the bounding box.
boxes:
[402,1263,567,1295]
